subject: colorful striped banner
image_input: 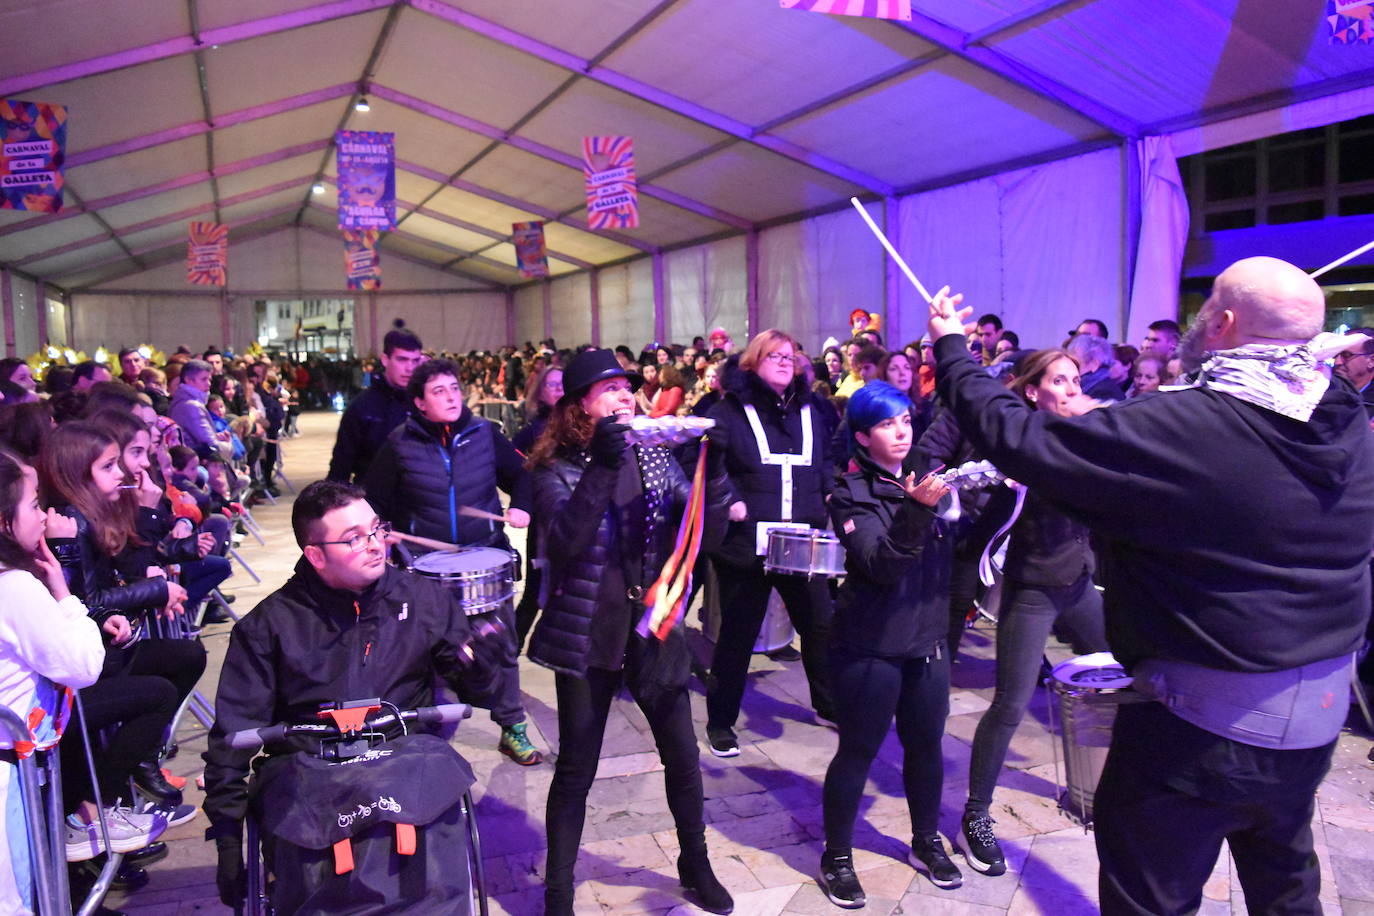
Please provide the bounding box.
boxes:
[583,135,639,230]
[780,0,912,20]
[186,221,228,286]
[1329,0,1373,42]
[513,221,550,278]
[343,228,381,291]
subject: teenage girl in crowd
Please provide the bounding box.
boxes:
[526,349,733,916]
[818,382,959,908]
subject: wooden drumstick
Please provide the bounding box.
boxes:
[389,530,465,553]
[457,505,511,524]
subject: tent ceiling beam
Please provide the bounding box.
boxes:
[295,3,404,224]
[14,175,313,268]
[72,220,298,290]
[890,10,1138,138]
[187,0,223,224]
[393,0,679,233]
[64,186,146,271]
[372,85,751,230]
[68,84,355,169]
[0,140,332,241]
[409,0,892,196]
[396,158,655,254]
[0,0,393,97]
[963,0,1098,46]
[299,223,503,289]
[390,195,597,270]
[305,200,518,274]
[1145,65,1374,136]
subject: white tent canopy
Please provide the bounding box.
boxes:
[2,0,1372,356]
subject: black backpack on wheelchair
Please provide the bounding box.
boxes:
[238,703,483,915]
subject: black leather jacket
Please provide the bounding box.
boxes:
[528,443,729,680]
[48,506,168,623]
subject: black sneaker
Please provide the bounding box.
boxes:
[818,852,865,909]
[706,726,740,758]
[909,833,963,889]
[958,812,1006,876]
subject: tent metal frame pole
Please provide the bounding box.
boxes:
[75,204,300,277]
[386,198,593,270]
[542,279,553,340]
[1,269,13,357]
[35,279,47,345]
[589,268,601,347]
[505,290,516,348]
[368,290,379,356]
[0,140,332,242]
[746,229,760,339]
[13,176,314,268]
[1122,139,1143,338]
[220,288,232,351]
[305,200,513,275]
[652,251,666,344]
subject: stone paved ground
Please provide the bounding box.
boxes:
[106,410,1374,915]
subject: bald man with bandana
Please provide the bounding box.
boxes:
[927,257,1374,914]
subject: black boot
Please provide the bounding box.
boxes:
[543,884,574,916]
[677,829,733,914]
[132,760,182,807]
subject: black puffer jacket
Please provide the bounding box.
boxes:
[528,444,729,679]
[201,560,497,840]
[48,506,168,623]
[705,370,837,567]
[828,452,951,659]
[365,408,530,548]
[327,374,413,483]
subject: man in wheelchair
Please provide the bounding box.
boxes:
[202,480,505,912]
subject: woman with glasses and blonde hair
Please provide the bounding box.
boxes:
[700,329,838,757]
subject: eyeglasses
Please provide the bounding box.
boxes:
[763,352,795,365]
[311,522,392,552]
[1337,351,1371,362]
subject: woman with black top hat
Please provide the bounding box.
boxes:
[817,382,961,909]
[526,348,734,916]
[702,329,837,757]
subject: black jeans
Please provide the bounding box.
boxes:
[823,647,950,854]
[459,602,524,728]
[545,667,703,894]
[966,574,1106,813]
[1096,701,1334,915]
[945,550,982,659]
[706,557,834,729]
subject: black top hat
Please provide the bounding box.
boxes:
[559,348,643,402]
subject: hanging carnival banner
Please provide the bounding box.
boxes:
[0,99,68,212]
[512,221,550,278]
[335,130,396,230]
[582,136,639,230]
[1329,0,1373,42]
[780,0,911,21]
[343,229,381,291]
[186,222,228,286]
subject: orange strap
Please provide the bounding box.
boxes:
[332,838,354,874]
[395,823,416,856]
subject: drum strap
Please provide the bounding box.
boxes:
[742,403,812,522]
[978,482,1027,588]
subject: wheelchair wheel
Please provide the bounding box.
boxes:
[463,790,489,916]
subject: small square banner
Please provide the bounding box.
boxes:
[187,222,228,286]
[513,221,550,278]
[583,136,639,230]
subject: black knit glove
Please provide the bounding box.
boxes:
[589,416,630,469]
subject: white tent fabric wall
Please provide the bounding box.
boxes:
[8,274,40,358]
[513,284,544,349]
[665,236,747,348]
[759,201,884,353]
[1127,136,1190,348]
[596,258,656,351]
[44,297,69,348]
[378,291,508,355]
[71,294,223,356]
[549,272,592,348]
[896,147,1124,353]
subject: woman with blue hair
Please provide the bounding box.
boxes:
[817,381,959,908]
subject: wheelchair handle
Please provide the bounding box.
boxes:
[225,703,473,751]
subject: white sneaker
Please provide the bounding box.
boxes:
[65,803,168,861]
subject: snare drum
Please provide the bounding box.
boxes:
[763,528,845,578]
[412,548,516,616]
[1048,652,1143,824]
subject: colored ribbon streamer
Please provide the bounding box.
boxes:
[637,439,709,641]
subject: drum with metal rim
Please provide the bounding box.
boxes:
[1048,651,1143,824]
[763,528,845,578]
[412,548,516,616]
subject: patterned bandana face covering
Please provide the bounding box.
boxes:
[1190,332,1371,423]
